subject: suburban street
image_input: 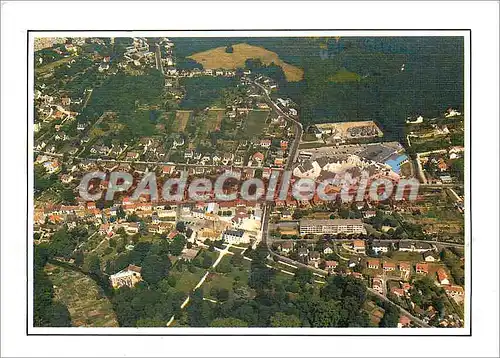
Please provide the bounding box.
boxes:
[253,80,303,170]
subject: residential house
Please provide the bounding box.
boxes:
[162,165,175,175]
[124,222,140,235]
[437,268,450,285]
[363,210,376,219]
[297,247,309,258]
[399,261,411,273]
[372,277,383,293]
[180,248,200,262]
[323,245,334,255]
[309,251,321,267]
[280,241,293,253]
[391,287,405,297]
[399,241,433,253]
[352,239,366,254]
[324,260,337,272]
[423,251,438,262]
[383,261,396,272]
[415,263,429,274]
[126,151,139,160]
[372,240,391,254]
[398,316,412,328]
[367,259,380,270]
[252,152,265,165]
[260,139,272,148]
[443,285,465,297]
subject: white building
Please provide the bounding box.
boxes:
[299,219,366,236]
[109,265,142,289]
[222,229,250,245]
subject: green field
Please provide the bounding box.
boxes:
[329,68,362,83]
[244,109,270,138]
[35,56,73,75]
[170,267,206,294]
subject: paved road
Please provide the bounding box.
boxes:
[154,43,164,74]
[253,80,303,170]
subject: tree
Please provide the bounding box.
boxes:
[215,259,231,274]
[210,317,248,327]
[169,234,187,256]
[216,288,230,302]
[73,250,84,267]
[294,267,313,285]
[308,299,342,327]
[380,302,400,327]
[186,289,212,327]
[47,302,72,327]
[225,45,234,54]
[230,252,243,267]
[47,227,76,259]
[84,254,101,276]
[202,254,213,269]
[142,254,171,285]
[270,312,302,327]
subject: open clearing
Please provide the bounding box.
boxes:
[329,68,362,83]
[44,263,118,327]
[244,109,270,138]
[206,108,225,132]
[174,110,193,132]
[35,56,73,75]
[188,43,304,82]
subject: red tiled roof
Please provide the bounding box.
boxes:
[367,259,380,266]
[416,263,429,272]
[127,264,142,273]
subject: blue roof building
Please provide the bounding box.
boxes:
[385,154,409,174]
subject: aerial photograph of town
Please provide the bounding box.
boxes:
[32,34,466,330]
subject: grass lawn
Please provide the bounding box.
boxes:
[44,263,118,327]
[386,251,424,263]
[170,266,206,294]
[187,43,303,81]
[329,68,362,83]
[228,246,247,255]
[35,56,73,75]
[298,142,330,149]
[244,109,270,138]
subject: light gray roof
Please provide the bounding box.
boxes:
[300,219,364,226]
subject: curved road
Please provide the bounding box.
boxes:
[253,80,303,170]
